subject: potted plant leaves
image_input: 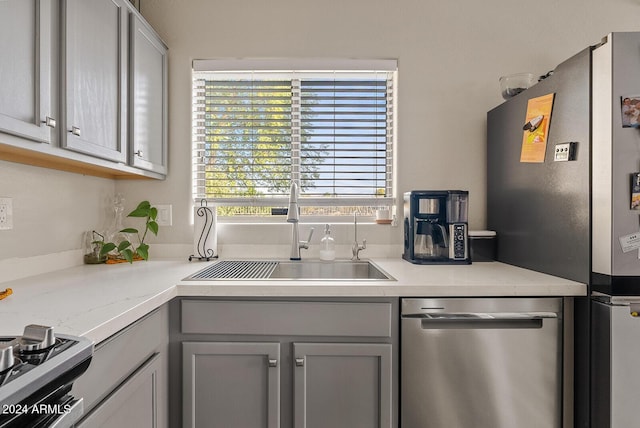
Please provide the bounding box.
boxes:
[100,201,159,263]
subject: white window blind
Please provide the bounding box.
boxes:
[192,60,396,216]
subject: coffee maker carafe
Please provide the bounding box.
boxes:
[403,190,470,264]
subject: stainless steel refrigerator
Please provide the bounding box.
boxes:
[487,32,640,428]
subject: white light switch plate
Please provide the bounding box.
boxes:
[156,204,172,226]
[0,198,13,230]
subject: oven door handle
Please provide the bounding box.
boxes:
[48,397,83,428]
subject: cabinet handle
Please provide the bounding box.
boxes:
[135,150,143,157]
[42,117,56,128]
[69,126,81,137]
[268,359,278,368]
[295,358,305,367]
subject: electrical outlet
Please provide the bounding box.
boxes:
[155,204,172,226]
[0,198,13,230]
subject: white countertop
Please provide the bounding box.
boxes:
[0,258,586,344]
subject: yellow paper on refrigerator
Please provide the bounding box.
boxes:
[520,93,555,163]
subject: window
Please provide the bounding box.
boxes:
[192,59,396,219]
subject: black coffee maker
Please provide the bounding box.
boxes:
[403,190,470,264]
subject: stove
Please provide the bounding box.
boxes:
[0,325,93,428]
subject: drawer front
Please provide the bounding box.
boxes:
[73,306,168,413]
[181,300,392,337]
[77,353,164,428]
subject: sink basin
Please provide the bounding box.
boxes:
[185,260,394,281]
[270,260,393,280]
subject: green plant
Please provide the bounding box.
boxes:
[100,201,159,263]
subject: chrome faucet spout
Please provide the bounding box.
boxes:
[290,222,301,260]
[287,181,299,223]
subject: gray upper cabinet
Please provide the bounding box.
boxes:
[0,0,168,178]
[129,13,168,174]
[0,0,55,144]
[62,0,128,163]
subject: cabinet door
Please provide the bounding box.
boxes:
[183,342,280,428]
[129,13,167,174]
[72,306,168,415]
[62,0,127,162]
[293,342,392,428]
[0,0,54,143]
[76,353,166,428]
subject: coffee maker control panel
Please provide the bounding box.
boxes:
[450,224,468,260]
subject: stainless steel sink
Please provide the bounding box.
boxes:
[270,260,392,280]
[185,259,394,281]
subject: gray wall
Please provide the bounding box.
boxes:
[1,0,640,261]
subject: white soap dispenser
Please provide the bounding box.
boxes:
[319,224,336,261]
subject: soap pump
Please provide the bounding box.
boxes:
[319,224,336,261]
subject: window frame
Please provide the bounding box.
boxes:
[192,59,398,222]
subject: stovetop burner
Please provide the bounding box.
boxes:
[0,337,80,387]
[0,325,93,412]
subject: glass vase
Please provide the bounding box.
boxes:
[106,194,132,254]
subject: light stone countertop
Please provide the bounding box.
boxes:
[0,258,586,344]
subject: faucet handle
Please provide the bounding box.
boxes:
[305,227,315,244]
[299,227,315,251]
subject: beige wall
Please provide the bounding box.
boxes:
[0,160,114,259]
[1,0,639,259]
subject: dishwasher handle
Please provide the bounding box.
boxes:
[404,311,558,330]
[402,311,558,320]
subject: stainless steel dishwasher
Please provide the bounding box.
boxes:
[401,298,562,428]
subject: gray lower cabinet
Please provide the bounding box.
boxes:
[76,353,164,427]
[0,0,54,143]
[73,305,169,427]
[172,298,398,428]
[183,342,281,428]
[293,342,392,428]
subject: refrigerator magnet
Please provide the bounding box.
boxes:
[520,93,555,163]
[621,95,640,127]
[619,231,640,253]
[632,173,640,209]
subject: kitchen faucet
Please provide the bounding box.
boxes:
[287,181,314,260]
[352,213,367,260]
